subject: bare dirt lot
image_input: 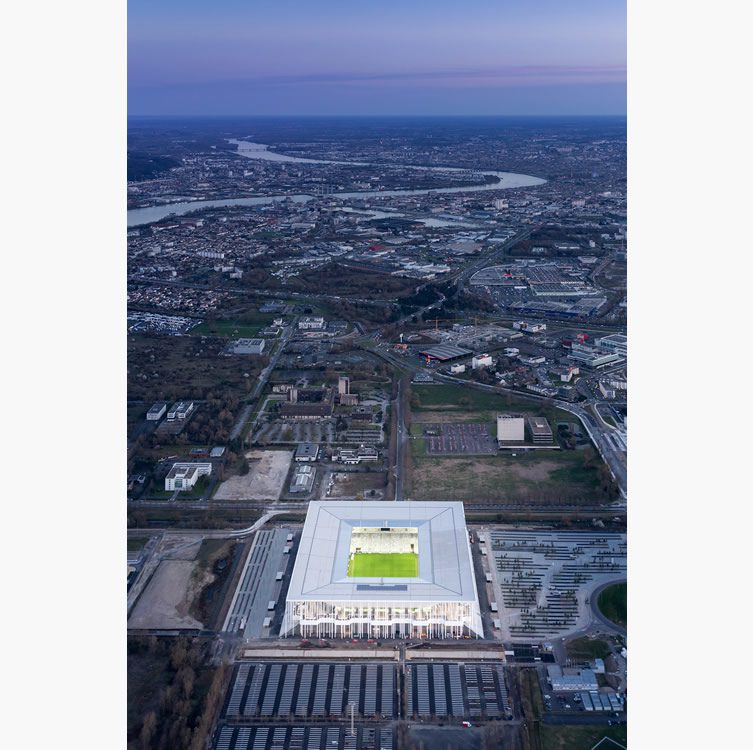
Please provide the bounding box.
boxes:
[408,453,607,504]
[327,471,387,499]
[412,409,494,423]
[214,449,293,500]
[128,539,206,630]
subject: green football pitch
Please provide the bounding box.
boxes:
[347,552,418,578]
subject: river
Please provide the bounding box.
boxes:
[127,139,546,228]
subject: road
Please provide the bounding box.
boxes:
[393,379,407,501]
[229,318,296,441]
[366,343,627,501]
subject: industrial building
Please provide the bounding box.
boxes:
[546,666,599,692]
[497,415,525,444]
[294,443,320,462]
[289,465,316,494]
[419,343,472,362]
[164,462,212,491]
[229,338,265,355]
[281,501,483,639]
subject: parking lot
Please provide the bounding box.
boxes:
[223,529,292,639]
[253,420,336,445]
[482,529,627,641]
[421,423,496,455]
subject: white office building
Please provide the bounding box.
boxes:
[164,462,212,491]
[298,316,326,330]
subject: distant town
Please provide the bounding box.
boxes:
[127,117,627,750]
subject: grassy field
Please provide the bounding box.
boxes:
[191,318,272,338]
[408,452,609,504]
[566,636,612,661]
[127,537,149,552]
[598,583,627,627]
[412,383,573,422]
[347,552,418,578]
[539,724,627,750]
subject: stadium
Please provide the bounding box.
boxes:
[281,501,483,639]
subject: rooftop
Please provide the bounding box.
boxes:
[287,501,478,603]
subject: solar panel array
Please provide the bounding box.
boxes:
[214,726,394,750]
[407,662,512,720]
[214,726,396,750]
[223,662,397,720]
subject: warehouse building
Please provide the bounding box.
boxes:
[289,465,316,494]
[497,415,525,444]
[229,338,265,355]
[282,501,483,639]
[294,443,320,462]
[419,343,472,362]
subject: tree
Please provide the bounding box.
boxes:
[139,711,157,750]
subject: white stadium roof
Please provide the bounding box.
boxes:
[287,501,478,604]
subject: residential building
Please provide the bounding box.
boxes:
[471,353,493,370]
[298,316,325,330]
[146,402,167,421]
[167,401,195,421]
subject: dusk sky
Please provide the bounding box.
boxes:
[128,0,625,116]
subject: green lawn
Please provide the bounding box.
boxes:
[191,320,263,337]
[127,537,149,552]
[598,583,627,627]
[566,636,612,661]
[347,553,418,578]
[539,724,627,750]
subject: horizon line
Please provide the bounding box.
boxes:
[127,113,627,119]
